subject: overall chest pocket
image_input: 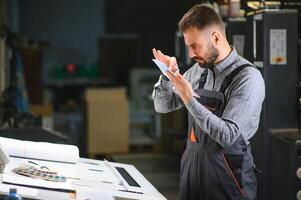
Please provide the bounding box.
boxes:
[195,89,225,117]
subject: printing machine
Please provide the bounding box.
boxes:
[0,156,167,200]
[245,9,299,200]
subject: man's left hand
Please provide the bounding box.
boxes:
[165,71,193,105]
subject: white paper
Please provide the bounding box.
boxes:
[152,59,173,74]
[0,137,79,163]
[1,157,75,196]
[2,174,74,191]
[270,29,287,65]
[4,157,78,179]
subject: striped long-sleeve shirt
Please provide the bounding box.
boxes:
[152,48,265,148]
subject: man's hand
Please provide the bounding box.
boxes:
[152,48,179,74]
[165,71,193,104]
[152,48,192,104]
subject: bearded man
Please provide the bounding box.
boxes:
[152,4,265,200]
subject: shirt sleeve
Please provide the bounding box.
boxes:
[185,68,265,148]
[152,75,185,113]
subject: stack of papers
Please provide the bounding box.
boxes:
[0,136,79,192]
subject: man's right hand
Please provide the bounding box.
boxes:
[152,48,179,74]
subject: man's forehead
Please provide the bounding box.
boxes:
[183,28,207,45]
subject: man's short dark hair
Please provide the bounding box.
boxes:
[178,4,225,33]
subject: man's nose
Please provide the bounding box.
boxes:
[188,49,196,58]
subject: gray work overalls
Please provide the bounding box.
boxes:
[179,65,257,200]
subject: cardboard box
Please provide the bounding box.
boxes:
[31,104,53,117]
[85,88,129,154]
[31,104,54,130]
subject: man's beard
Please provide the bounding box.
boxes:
[194,42,219,69]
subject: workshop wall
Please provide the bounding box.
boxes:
[105,0,200,66]
[17,0,105,64]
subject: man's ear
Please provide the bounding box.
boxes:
[211,31,220,46]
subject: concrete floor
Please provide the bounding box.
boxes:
[112,153,181,200]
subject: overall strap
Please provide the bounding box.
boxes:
[219,64,254,93]
[198,68,209,89]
